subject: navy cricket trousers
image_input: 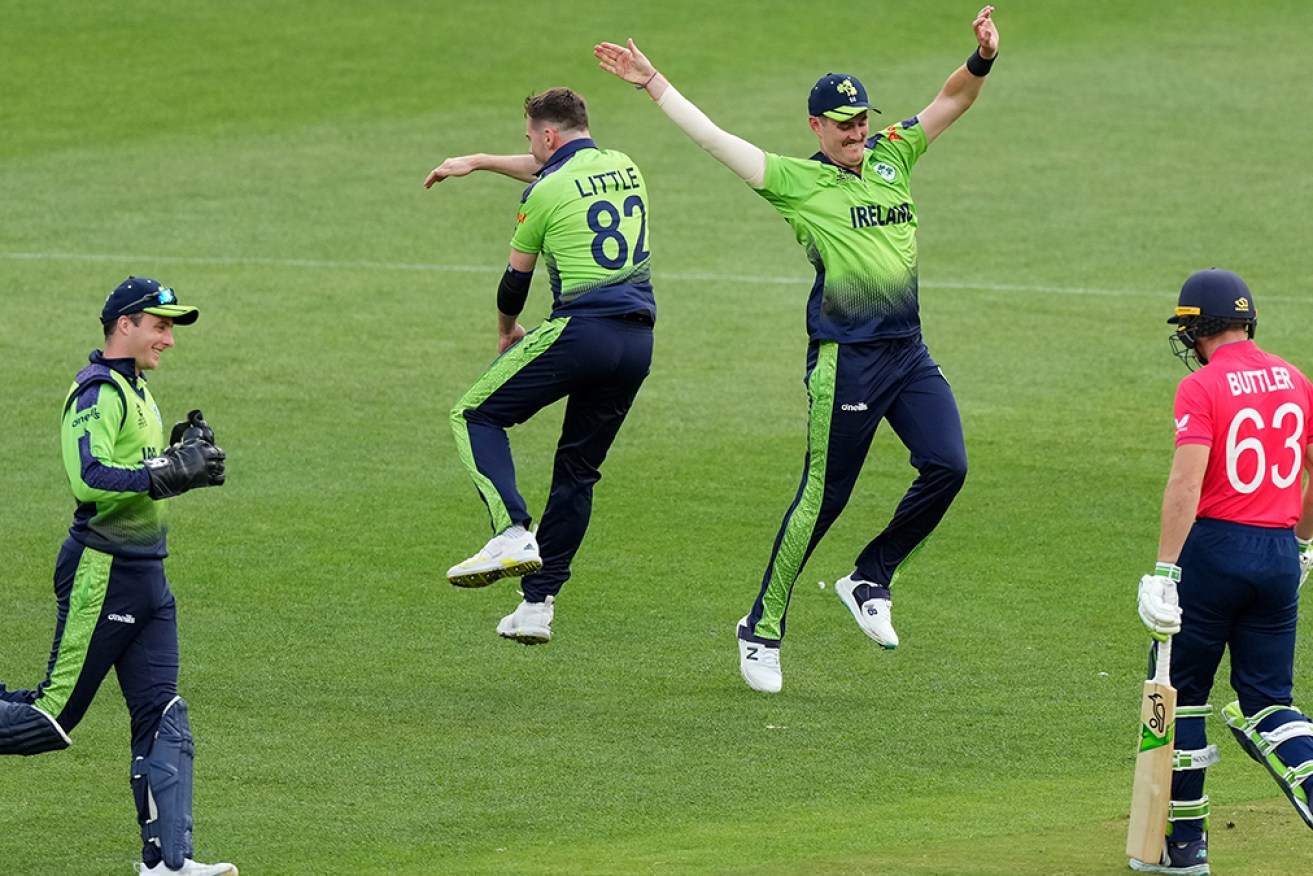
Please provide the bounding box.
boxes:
[0,538,182,849]
[1167,518,1313,841]
[26,539,181,754]
[747,334,967,641]
[450,314,653,602]
[1173,518,1302,713]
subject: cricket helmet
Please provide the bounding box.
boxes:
[1168,268,1256,369]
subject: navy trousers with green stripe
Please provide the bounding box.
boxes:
[450,314,653,602]
[29,540,180,751]
[2,538,181,863]
[745,335,967,642]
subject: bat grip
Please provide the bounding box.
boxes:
[1154,636,1172,685]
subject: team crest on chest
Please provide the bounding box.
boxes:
[873,162,897,182]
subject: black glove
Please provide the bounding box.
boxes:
[145,439,226,499]
[169,409,216,446]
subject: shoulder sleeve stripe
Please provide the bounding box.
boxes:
[64,369,127,428]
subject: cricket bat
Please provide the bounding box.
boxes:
[1126,636,1176,863]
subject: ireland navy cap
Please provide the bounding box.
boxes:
[1168,269,1256,325]
[101,277,199,325]
[808,73,881,121]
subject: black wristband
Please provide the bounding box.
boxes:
[496,266,533,316]
[966,48,995,77]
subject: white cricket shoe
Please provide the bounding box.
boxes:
[834,574,898,649]
[737,616,782,694]
[497,595,554,644]
[447,526,542,588]
[136,859,239,876]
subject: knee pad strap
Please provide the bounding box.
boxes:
[1174,744,1219,771]
[1176,704,1213,720]
[1168,796,1210,823]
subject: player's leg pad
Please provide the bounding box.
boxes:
[0,702,71,756]
[132,696,196,868]
[1222,700,1313,829]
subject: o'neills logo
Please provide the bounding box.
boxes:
[107,613,136,624]
[841,403,869,412]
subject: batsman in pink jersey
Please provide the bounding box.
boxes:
[1132,269,1313,875]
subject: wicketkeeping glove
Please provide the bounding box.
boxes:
[1137,562,1182,642]
[145,439,226,500]
[1298,537,1313,591]
[169,409,215,446]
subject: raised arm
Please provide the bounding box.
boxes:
[594,39,767,189]
[917,6,999,145]
[423,153,541,188]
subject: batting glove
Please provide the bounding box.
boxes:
[1137,562,1182,642]
[1298,537,1313,591]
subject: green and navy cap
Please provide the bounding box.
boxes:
[808,73,881,121]
[101,276,199,325]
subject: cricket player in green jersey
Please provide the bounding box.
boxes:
[0,277,233,875]
[425,87,655,643]
[598,6,999,692]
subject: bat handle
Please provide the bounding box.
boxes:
[1154,636,1172,685]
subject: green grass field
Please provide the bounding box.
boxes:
[4,1,1313,873]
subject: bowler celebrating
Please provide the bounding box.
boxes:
[597,7,998,692]
[426,88,655,644]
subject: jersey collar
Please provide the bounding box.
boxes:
[90,349,145,385]
[809,149,864,178]
[538,138,597,178]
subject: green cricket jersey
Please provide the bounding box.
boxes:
[756,118,928,342]
[512,138,655,320]
[61,352,168,558]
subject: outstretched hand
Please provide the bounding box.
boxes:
[974,6,999,58]
[424,156,477,189]
[594,39,655,87]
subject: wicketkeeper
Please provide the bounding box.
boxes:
[0,277,235,876]
[1134,269,1313,874]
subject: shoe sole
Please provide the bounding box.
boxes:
[448,558,543,589]
[499,628,551,645]
[739,668,781,694]
[835,587,898,649]
[1128,859,1209,875]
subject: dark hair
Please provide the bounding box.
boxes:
[103,311,145,338]
[524,88,589,132]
